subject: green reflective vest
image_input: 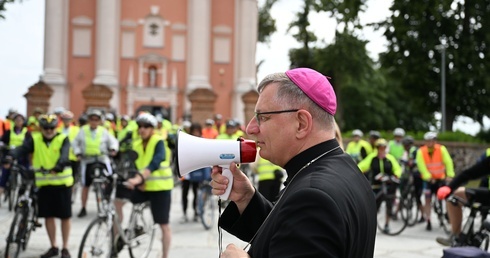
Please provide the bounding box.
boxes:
[32,133,73,187]
[10,127,27,148]
[58,125,80,161]
[388,140,405,161]
[133,134,173,191]
[83,125,103,155]
[256,157,281,181]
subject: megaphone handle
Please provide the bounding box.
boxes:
[219,166,233,200]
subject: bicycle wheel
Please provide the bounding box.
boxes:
[403,190,420,227]
[198,186,215,230]
[5,211,25,258]
[128,204,156,258]
[433,199,451,234]
[72,174,81,204]
[8,177,18,212]
[78,217,114,258]
[376,193,408,236]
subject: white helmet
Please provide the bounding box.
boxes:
[352,129,363,137]
[393,128,405,137]
[424,131,438,140]
[54,107,66,115]
[136,113,157,127]
[105,113,115,121]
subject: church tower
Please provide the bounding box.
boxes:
[27,0,259,125]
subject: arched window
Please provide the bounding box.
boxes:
[148,65,158,87]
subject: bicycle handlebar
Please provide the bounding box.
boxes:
[375,174,400,184]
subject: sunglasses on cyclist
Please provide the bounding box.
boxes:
[42,126,56,130]
[138,124,153,129]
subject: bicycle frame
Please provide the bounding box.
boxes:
[449,194,490,250]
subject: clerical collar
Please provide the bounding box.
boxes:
[283,139,342,185]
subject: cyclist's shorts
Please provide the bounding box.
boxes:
[423,180,446,196]
[115,182,133,200]
[38,185,72,219]
[131,189,171,224]
[466,188,490,206]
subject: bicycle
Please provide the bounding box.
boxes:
[71,165,82,204]
[83,155,113,215]
[431,180,452,234]
[3,153,21,211]
[197,180,215,230]
[374,174,408,236]
[446,190,490,250]
[398,167,423,227]
[4,165,43,258]
[78,160,156,258]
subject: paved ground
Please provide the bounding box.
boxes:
[0,186,453,258]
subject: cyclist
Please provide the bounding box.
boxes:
[388,127,405,161]
[368,130,381,150]
[124,113,173,258]
[345,129,372,163]
[72,109,118,217]
[58,111,81,184]
[0,113,30,201]
[252,155,284,202]
[27,107,44,132]
[435,148,490,246]
[202,119,219,139]
[416,131,454,231]
[358,138,402,234]
[7,114,73,258]
[216,120,240,140]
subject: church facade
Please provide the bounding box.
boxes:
[25,0,259,125]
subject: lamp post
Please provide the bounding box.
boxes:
[440,38,447,132]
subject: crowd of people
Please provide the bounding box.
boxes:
[0,67,489,258]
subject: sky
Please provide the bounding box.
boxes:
[0,0,488,134]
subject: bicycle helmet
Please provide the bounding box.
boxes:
[38,114,58,129]
[393,128,405,137]
[105,113,115,121]
[61,111,74,120]
[13,113,25,121]
[352,129,363,137]
[78,114,88,125]
[369,130,381,139]
[54,107,65,115]
[87,109,103,119]
[375,138,388,147]
[402,136,414,146]
[205,119,214,126]
[136,113,157,128]
[424,131,438,140]
[120,115,130,121]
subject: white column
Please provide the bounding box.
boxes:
[186,0,211,92]
[236,0,257,91]
[233,0,258,121]
[161,59,168,88]
[137,59,144,87]
[93,0,119,87]
[42,0,66,84]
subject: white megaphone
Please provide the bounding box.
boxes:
[175,130,257,200]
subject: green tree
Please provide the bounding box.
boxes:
[0,0,18,19]
[258,0,279,45]
[257,0,279,75]
[376,0,490,131]
[288,0,399,131]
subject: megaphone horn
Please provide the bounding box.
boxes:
[175,130,256,200]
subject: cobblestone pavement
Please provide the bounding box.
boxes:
[0,186,452,258]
